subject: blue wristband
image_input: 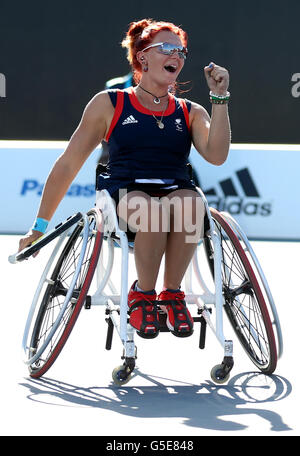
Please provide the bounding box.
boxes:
[32,217,49,234]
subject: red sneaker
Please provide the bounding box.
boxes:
[158,290,194,337]
[128,281,159,339]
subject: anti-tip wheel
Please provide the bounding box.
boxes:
[112,365,133,386]
[210,364,230,384]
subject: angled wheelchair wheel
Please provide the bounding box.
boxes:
[204,208,277,375]
[26,208,103,378]
[220,211,283,359]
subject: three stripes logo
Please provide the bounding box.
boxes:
[122,115,138,125]
[203,168,272,216]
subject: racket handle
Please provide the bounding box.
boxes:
[8,253,18,264]
[8,235,43,264]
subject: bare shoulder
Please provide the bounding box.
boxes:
[189,100,210,123]
[83,90,114,119]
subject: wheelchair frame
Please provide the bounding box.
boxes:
[17,187,282,385]
[94,189,233,373]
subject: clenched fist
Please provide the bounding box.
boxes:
[204,62,229,96]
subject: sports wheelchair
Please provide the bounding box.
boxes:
[10,181,283,385]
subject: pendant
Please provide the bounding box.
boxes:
[157,121,164,129]
[153,97,161,104]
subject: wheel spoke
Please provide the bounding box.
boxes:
[204,210,277,374]
[28,211,102,377]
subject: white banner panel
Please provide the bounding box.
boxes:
[0,141,99,234]
[189,144,300,240]
[1,141,299,239]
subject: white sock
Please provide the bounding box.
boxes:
[135,281,155,294]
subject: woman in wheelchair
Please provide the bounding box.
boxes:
[18,19,231,340]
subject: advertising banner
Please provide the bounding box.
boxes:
[0,141,299,240]
[0,141,99,234]
[190,144,300,240]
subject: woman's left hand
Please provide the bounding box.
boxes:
[204,62,229,95]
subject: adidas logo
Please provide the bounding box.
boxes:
[122,115,138,125]
[197,168,272,216]
[205,168,259,197]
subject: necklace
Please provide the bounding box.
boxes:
[151,101,168,129]
[138,85,168,104]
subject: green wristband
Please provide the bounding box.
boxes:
[209,90,230,104]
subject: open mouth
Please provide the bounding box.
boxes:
[164,64,177,73]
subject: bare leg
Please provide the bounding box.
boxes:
[117,190,168,291]
[161,189,205,290]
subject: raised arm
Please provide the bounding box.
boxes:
[189,62,231,166]
[18,91,113,252]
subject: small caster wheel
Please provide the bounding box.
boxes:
[112,364,133,386]
[210,364,230,384]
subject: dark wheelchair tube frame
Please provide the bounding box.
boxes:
[8,212,83,264]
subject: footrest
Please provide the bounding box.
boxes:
[158,309,170,332]
[158,309,202,333]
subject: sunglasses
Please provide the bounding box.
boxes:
[141,42,188,59]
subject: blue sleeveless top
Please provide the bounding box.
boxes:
[97,87,195,195]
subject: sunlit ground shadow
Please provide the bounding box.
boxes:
[20,370,292,433]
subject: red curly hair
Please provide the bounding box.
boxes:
[121,19,188,84]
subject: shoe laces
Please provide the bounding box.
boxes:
[158,290,185,303]
[129,289,156,307]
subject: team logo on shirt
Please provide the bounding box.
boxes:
[175,118,183,131]
[122,115,139,125]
